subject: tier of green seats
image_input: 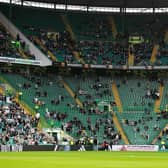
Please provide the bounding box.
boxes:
[1,3,168,66]
[1,72,123,144]
[2,71,168,144]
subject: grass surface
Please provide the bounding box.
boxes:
[0,152,168,168]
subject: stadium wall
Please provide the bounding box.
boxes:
[0,145,159,152]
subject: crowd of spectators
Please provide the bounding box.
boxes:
[0,92,55,145]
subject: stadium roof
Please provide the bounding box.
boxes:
[23,0,168,8]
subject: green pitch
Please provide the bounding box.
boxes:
[0,152,168,168]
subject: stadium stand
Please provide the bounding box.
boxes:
[0,65,168,146]
[1,4,167,66]
[1,0,168,153]
[0,4,168,66]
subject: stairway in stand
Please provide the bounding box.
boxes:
[107,16,118,39]
[154,85,164,113]
[111,82,123,113]
[150,44,159,65]
[128,45,134,66]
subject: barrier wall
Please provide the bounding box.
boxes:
[0,145,95,152]
[0,57,41,65]
[0,145,159,152]
[112,145,159,151]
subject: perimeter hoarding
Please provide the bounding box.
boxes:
[112,145,159,151]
